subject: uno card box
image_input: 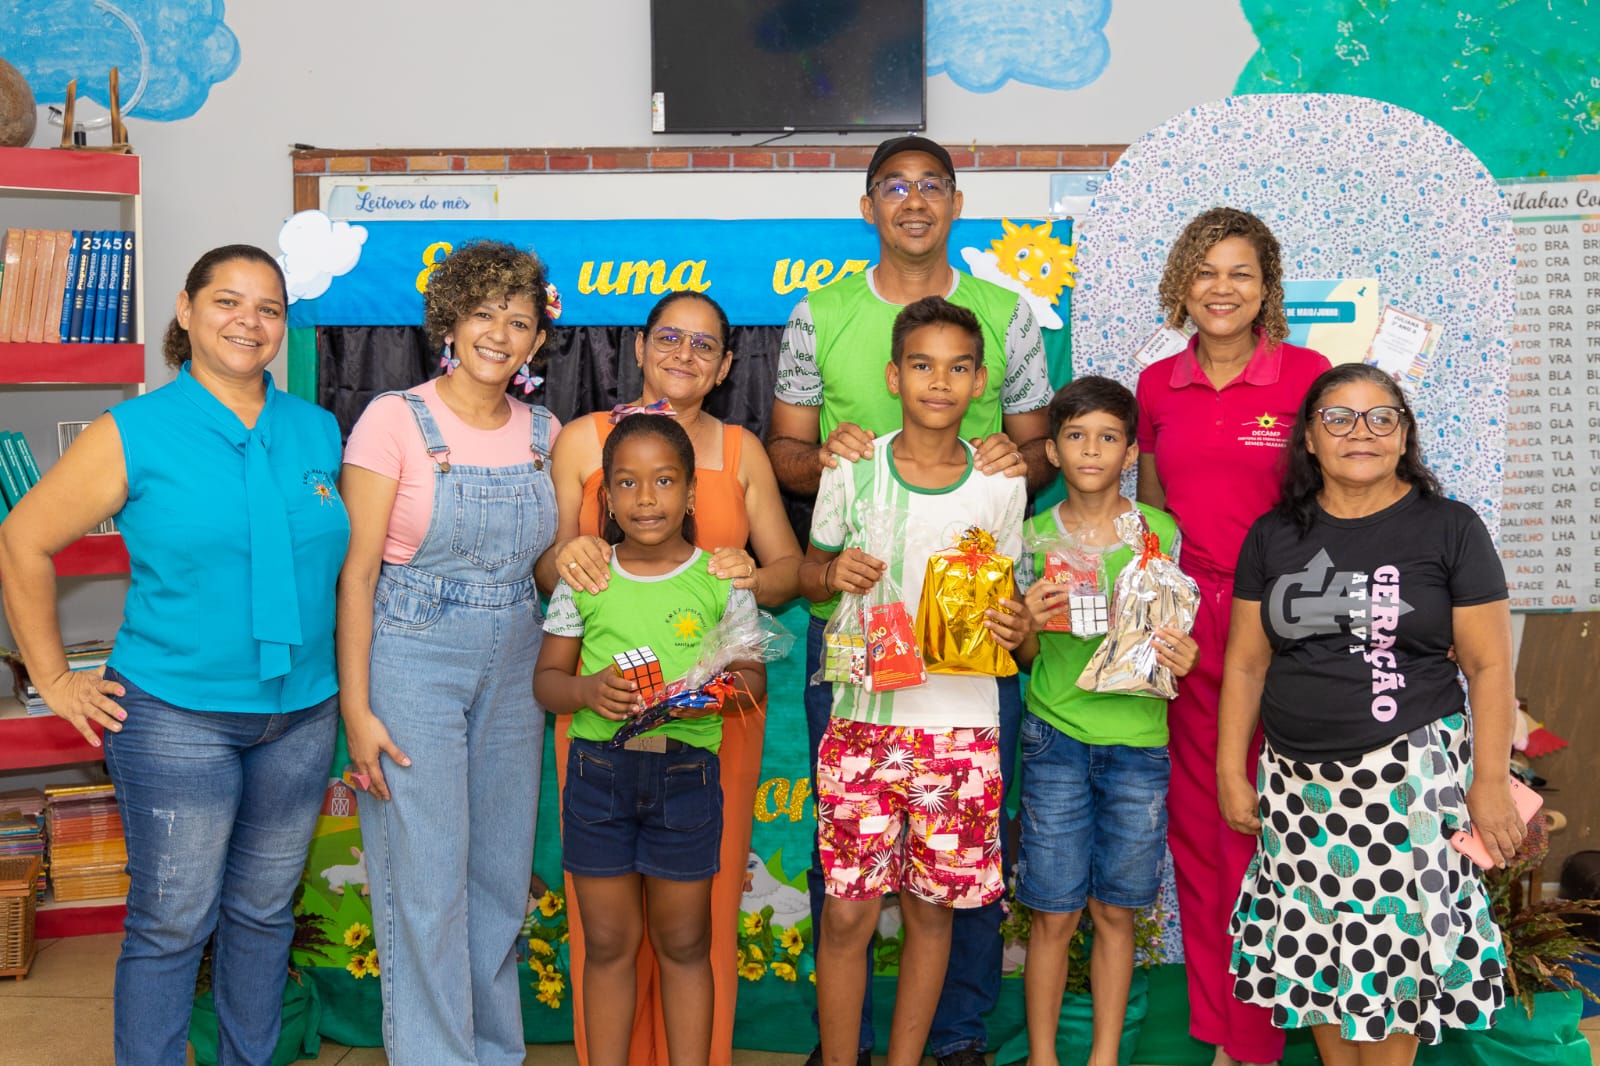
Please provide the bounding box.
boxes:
[822,631,867,686]
[863,602,926,692]
[613,646,667,706]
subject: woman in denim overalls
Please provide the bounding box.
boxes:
[337,241,559,1065]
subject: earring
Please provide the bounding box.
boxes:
[686,502,695,516]
[439,340,459,375]
[514,361,543,395]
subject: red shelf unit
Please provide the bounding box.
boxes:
[54,533,130,576]
[0,342,144,384]
[0,146,139,196]
[0,710,104,773]
[36,899,127,939]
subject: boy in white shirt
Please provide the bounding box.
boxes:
[799,296,1028,1066]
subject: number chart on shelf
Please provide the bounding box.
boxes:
[1500,176,1600,612]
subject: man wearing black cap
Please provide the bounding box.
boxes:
[768,135,1051,1066]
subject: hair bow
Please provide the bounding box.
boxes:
[545,283,563,321]
[609,397,674,424]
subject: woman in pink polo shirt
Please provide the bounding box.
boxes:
[1135,208,1330,1066]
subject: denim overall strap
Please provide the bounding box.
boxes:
[529,403,554,467]
[388,390,452,471]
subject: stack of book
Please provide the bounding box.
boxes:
[0,428,41,523]
[44,783,128,903]
[0,789,47,903]
[2,639,113,716]
[0,228,136,344]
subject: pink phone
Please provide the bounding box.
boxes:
[1448,777,1543,869]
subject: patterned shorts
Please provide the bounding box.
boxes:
[816,718,1004,909]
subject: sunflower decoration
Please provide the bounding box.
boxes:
[341,920,379,979]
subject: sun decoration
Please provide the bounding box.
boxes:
[671,612,702,640]
[1252,412,1281,429]
[988,219,1079,302]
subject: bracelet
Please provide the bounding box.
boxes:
[823,557,838,592]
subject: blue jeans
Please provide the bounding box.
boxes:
[102,667,336,1066]
[804,615,1021,1055]
[562,738,723,881]
[1015,715,1170,913]
[358,566,543,1066]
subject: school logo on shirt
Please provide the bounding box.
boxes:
[666,608,707,647]
[303,468,340,505]
[1237,411,1292,450]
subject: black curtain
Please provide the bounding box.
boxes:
[316,323,815,541]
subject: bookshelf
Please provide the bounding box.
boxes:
[0,148,143,935]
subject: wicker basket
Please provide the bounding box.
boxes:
[0,854,43,979]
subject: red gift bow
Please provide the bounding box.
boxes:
[952,526,998,574]
[1136,531,1164,569]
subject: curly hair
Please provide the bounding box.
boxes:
[162,245,287,371]
[422,239,551,354]
[1276,363,1442,535]
[1157,207,1288,344]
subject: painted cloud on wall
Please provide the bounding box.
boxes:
[927,0,1111,93]
[1235,0,1599,178]
[1,0,240,122]
[278,211,368,304]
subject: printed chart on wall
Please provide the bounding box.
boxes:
[1501,176,1600,612]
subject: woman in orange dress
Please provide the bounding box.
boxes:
[536,290,801,1065]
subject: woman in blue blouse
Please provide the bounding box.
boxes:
[0,244,350,1066]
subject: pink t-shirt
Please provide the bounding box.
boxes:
[1136,332,1329,581]
[343,378,561,564]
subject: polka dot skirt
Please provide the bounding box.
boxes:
[1228,715,1506,1043]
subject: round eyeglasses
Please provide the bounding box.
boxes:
[648,326,724,361]
[868,177,956,203]
[1315,405,1405,437]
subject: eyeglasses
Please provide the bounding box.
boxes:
[648,326,724,361]
[1315,405,1405,437]
[868,177,956,202]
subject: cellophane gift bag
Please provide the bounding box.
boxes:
[1076,510,1198,699]
[914,525,1019,676]
[1021,524,1109,636]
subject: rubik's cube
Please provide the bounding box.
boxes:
[1068,594,1110,637]
[613,647,667,706]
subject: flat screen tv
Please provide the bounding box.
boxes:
[650,0,925,134]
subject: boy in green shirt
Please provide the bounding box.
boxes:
[1010,377,1199,1066]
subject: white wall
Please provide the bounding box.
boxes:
[90,0,1253,385]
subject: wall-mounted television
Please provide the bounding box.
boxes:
[650,0,926,135]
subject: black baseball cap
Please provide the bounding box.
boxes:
[866,136,956,190]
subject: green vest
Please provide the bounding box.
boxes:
[810,271,1020,439]
[1023,503,1179,748]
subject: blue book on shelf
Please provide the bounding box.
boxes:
[5,432,41,487]
[66,231,94,343]
[75,232,104,344]
[115,231,135,343]
[93,233,123,344]
[0,436,28,507]
[57,230,83,342]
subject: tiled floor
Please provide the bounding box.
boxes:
[5,934,1598,1065]
[0,934,813,1065]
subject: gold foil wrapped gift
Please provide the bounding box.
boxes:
[914,526,1019,677]
[1076,510,1199,699]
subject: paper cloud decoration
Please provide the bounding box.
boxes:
[3,0,241,122]
[928,0,1110,93]
[277,211,367,304]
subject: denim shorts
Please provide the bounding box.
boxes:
[1015,713,1170,913]
[561,737,723,882]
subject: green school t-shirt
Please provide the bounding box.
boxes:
[1021,503,1179,748]
[543,549,755,753]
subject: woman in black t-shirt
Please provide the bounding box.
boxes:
[1216,363,1525,1063]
